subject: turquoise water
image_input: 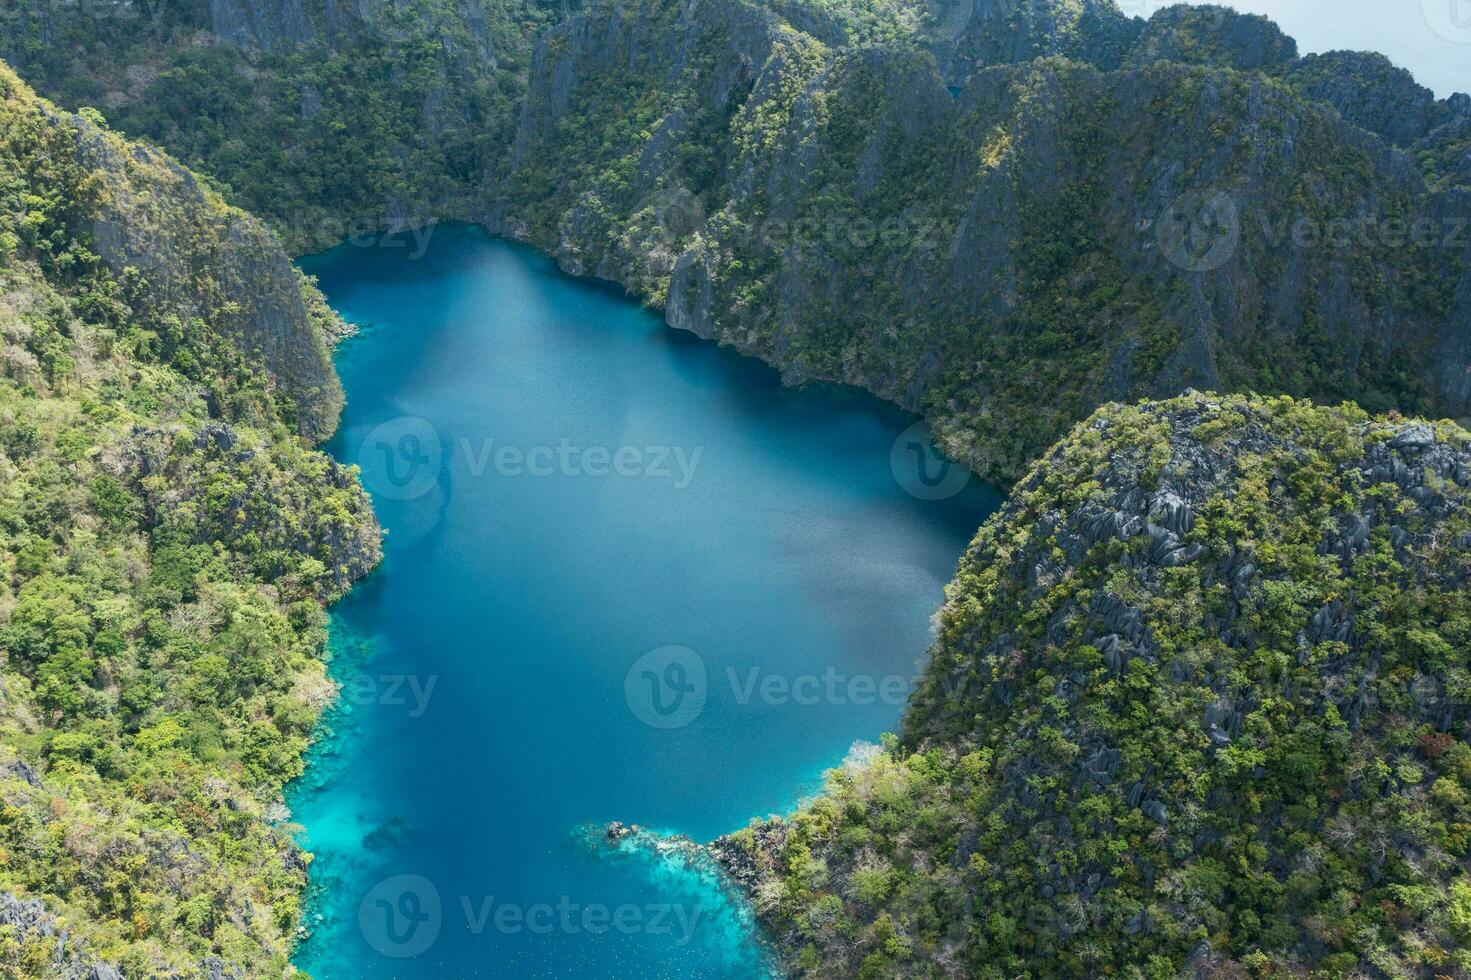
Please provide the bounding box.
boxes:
[287,225,1000,978]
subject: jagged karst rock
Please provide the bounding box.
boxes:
[502,0,1471,485]
[1126,5,1297,72]
[0,892,125,979]
[0,64,380,977]
[68,106,345,439]
[709,393,1471,977]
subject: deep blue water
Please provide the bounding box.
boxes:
[287,225,1000,978]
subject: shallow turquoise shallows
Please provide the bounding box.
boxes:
[287,225,1000,979]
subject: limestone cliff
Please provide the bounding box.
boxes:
[0,64,378,977]
[501,0,1471,482]
[712,392,1471,977]
[67,104,346,439]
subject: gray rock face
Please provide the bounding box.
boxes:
[503,0,1471,483]
[65,107,344,439]
[0,892,123,980]
[1435,191,1471,416]
[208,0,319,50]
[922,0,1142,81]
[708,394,1471,976]
[667,249,717,339]
[2,758,41,787]
[1284,51,1445,147]
[1127,5,1297,72]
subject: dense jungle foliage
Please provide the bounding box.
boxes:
[0,1,1467,977]
[717,393,1471,977]
[500,0,1471,483]
[0,66,377,975]
[0,0,578,253]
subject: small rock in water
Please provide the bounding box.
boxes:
[605,821,638,842]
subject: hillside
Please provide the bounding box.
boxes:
[0,0,579,252]
[0,66,378,976]
[5,1,1469,484]
[712,392,1471,977]
[1,2,1469,977]
[500,0,1471,483]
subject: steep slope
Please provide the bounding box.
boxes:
[0,0,579,252]
[713,392,1471,977]
[1281,52,1471,193]
[1122,4,1295,72]
[920,0,1142,77]
[68,98,346,440]
[1,0,1467,432]
[4,5,1470,977]
[0,65,378,976]
[501,0,1471,482]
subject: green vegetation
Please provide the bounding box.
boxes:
[0,65,378,975]
[2,2,1466,486]
[0,1,1468,976]
[505,0,1469,484]
[0,0,572,252]
[719,393,1471,977]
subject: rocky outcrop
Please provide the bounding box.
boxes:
[208,0,320,50]
[503,0,1471,483]
[712,393,1471,976]
[1280,49,1471,194]
[1433,190,1471,407]
[98,419,381,597]
[0,60,380,977]
[1124,4,1296,71]
[1285,51,1444,147]
[50,99,346,439]
[0,893,123,980]
[920,0,1142,81]
[0,891,250,979]
[921,2,1296,83]
[0,0,555,254]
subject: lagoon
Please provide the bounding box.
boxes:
[288,225,999,978]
